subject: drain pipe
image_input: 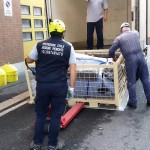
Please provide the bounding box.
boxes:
[45,0,53,36]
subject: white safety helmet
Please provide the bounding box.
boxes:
[120,22,130,29]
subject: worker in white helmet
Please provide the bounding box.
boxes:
[108,22,150,109]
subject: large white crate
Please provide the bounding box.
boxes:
[25,49,128,110]
[68,50,128,110]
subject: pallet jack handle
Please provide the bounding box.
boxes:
[25,59,36,76]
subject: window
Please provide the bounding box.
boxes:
[34,20,43,28]
[35,32,44,40]
[23,32,32,41]
[21,5,30,15]
[33,7,42,16]
[22,19,31,28]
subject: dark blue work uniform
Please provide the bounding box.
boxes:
[109,30,150,107]
[33,37,71,147]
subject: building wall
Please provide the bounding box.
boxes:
[104,0,131,45]
[0,0,23,66]
[131,0,148,47]
[50,0,87,44]
[139,0,146,48]
[148,0,150,44]
[20,0,47,58]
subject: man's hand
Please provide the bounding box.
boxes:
[113,56,117,62]
[103,9,108,22]
[25,57,35,63]
[103,16,107,22]
[68,63,76,100]
[66,86,74,101]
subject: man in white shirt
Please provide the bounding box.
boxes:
[84,0,108,49]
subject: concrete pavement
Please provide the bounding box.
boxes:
[1,79,150,150]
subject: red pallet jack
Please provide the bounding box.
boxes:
[60,102,85,128]
[25,60,85,129]
[42,102,86,135]
[29,103,85,147]
[30,103,85,149]
[38,101,86,136]
[42,102,85,134]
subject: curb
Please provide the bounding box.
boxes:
[0,91,30,112]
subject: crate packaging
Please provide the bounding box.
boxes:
[25,49,128,110]
[69,50,128,111]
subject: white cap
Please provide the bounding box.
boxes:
[120,22,130,29]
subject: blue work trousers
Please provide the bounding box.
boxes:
[125,54,150,106]
[87,18,103,49]
[33,82,68,147]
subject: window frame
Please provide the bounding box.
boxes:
[33,7,42,16]
[35,31,44,40]
[21,5,30,15]
[23,32,32,42]
[22,19,31,28]
[34,19,43,28]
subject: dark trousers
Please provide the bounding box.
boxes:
[87,18,103,49]
[125,54,150,106]
[33,82,68,147]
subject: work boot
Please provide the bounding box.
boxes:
[147,101,150,107]
[29,141,41,150]
[48,146,56,150]
[127,102,137,109]
[48,140,65,150]
[30,144,41,150]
